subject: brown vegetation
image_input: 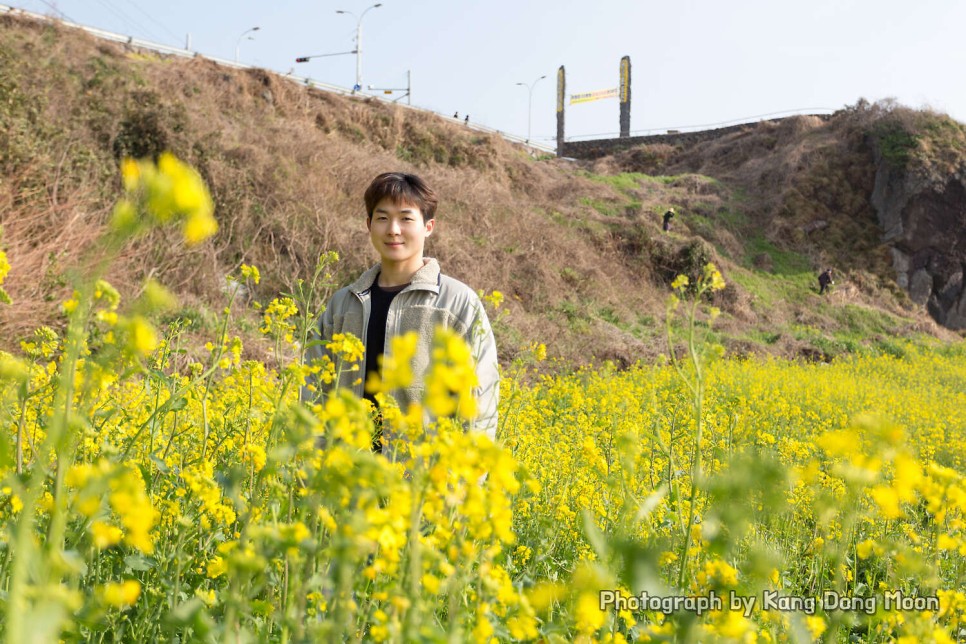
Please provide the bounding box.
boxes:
[0,13,958,368]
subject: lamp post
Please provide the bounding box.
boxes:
[235,26,260,62]
[336,3,382,91]
[515,74,547,144]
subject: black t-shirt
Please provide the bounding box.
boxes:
[364,278,408,404]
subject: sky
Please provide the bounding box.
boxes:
[8,0,966,147]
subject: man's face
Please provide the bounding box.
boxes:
[367,197,435,265]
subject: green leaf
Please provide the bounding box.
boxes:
[633,485,668,525]
[60,550,89,575]
[149,454,169,473]
[124,554,155,571]
[0,435,11,469]
[580,509,609,561]
[164,598,212,637]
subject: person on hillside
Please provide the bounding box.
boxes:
[818,268,834,295]
[663,208,675,232]
[453,111,459,119]
[302,172,499,452]
[464,114,470,125]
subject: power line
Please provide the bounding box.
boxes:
[90,0,164,43]
[23,0,73,21]
[123,0,183,45]
[637,107,839,133]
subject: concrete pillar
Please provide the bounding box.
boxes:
[556,66,566,156]
[619,56,631,138]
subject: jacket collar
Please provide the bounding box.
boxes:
[349,257,441,295]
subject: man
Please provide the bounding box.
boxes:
[303,172,499,450]
[663,208,675,232]
[818,268,834,295]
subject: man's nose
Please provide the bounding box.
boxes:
[389,219,401,234]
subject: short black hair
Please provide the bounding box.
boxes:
[364,173,438,221]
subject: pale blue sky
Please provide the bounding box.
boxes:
[9,0,966,144]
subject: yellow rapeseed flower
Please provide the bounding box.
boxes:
[0,249,11,304]
[937,534,958,551]
[207,556,228,579]
[507,613,539,640]
[102,580,141,608]
[120,158,141,192]
[421,573,441,594]
[116,153,217,245]
[870,485,903,519]
[183,209,219,246]
[371,332,418,394]
[125,315,159,358]
[0,353,30,384]
[575,591,606,635]
[108,467,159,554]
[111,199,138,233]
[671,274,690,291]
[240,263,261,284]
[424,327,479,421]
[817,430,854,458]
[195,588,217,607]
[704,262,726,291]
[91,521,123,549]
[806,615,827,639]
[325,332,365,364]
[140,279,178,313]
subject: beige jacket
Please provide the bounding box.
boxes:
[303,258,499,442]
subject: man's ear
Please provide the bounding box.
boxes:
[366,216,371,232]
[425,218,436,236]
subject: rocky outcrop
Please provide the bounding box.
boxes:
[871,147,966,329]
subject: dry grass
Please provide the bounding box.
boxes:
[0,14,956,367]
[0,14,674,366]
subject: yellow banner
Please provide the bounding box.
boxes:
[570,88,618,105]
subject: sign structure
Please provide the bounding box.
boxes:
[555,56,631,155]
[619,55,631,137]
[556,66,566,155]
[570,88,618,105]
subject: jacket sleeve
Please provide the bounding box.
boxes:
[469,300,500,443]
[300,301,335,405]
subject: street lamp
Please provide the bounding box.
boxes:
[515,74,547,144]
[235,26,260,62]
[336,3,382,91]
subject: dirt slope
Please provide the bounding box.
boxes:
[0,14,959,368]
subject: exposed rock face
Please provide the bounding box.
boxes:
[871,149,966,329]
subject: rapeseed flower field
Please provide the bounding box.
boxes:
[0,157,964,642]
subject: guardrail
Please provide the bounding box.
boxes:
[563,107,840,142]
[0,3,556,154]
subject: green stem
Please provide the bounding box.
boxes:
[665,286,708,591]
[402,483,425,641]
[676,293,705,589]
[15,385,28,475]
[5,289,93,644]
[201,288,237,462]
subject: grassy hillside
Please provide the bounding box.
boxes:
[0,13,959,367]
